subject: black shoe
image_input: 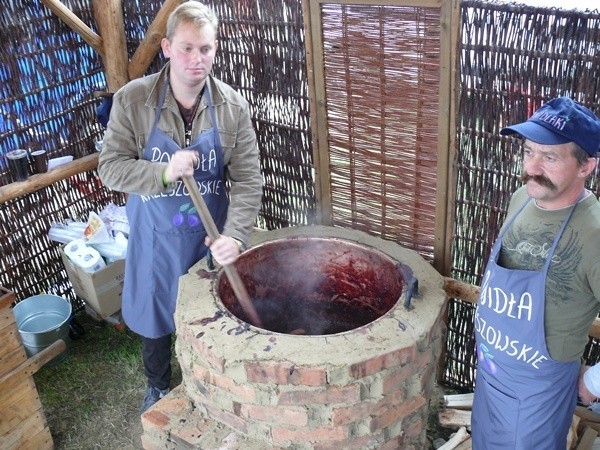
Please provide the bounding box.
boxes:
[140,385,169,413]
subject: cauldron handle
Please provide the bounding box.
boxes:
[396,262,419,310]
[183,176,262,327]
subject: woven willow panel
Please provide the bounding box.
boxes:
[208,0,317,229]
[320,4,441,261]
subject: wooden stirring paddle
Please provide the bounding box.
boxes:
[182,176,262,327]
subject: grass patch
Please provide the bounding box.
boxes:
[33,311,180,450]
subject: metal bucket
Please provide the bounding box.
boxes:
[13,294,72,363]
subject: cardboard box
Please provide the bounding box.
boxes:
[61,249,125,318]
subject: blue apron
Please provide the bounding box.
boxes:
[122,83,229,338]
[472,197,581,449]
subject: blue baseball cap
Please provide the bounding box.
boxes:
[500,96,600,156]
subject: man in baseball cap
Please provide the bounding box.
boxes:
[501,96,600,156]
[471,97,600,449]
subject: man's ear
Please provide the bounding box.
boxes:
[582,157,597,178]
[161,37,171,58]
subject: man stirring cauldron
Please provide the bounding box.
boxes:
[471,97,600,449]
[98,1,262,412]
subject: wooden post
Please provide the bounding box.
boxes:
[92,0,129,92]
[128,0,184,80]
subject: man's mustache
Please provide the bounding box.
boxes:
[520,172,556,190]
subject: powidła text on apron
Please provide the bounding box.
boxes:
[474,270,548,369]
[141,146,222,202]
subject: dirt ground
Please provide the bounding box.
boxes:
[33,312,454,450]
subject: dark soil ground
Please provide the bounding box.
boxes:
[33,311,454,449]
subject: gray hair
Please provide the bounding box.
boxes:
[166,1,219,40]
[571,142,594,166]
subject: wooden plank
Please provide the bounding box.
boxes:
[576,406,600,424]
[577,426,598,450]
[0,323,21,359]
[570,415,582,450]
[302,0,333,225]
[433,0,460,276]
[0,307,15,330]
[0,339,66,386]
[444,393,474,410]
[0,410,47,449]
[17,427,53,450]
[0,287,15,309]
[0,378,41,417]
[455,439,472,450]
[0,346,28,380]
[580,422,600,433]
[439,408,471,429]
[0,388,44,435]
[0,377,37,408]
[438,426,470,449]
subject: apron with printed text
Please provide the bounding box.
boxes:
[122,83,228,338]
[471,197,581,449]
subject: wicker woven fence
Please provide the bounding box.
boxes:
[0,0,599,392]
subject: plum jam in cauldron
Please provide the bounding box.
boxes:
[217,236,404,335]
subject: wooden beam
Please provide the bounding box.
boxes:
[40,0,103,56]
[302,0,333,226]
[438,427,470,450]
[444,393,474,410]
[443,277,480,303]
[93,0,129,92]
[0,340,66,386]
[0,154,99,204]
[128,0,184,80]
[576,426,597,450]
[438,408,471,429]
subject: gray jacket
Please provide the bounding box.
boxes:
[98,63,262,244]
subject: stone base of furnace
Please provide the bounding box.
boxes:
[141,384,272,450]
[140,384,411,449]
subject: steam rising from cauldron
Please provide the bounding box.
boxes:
[217,237,407,335]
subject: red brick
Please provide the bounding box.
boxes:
[402,416,424,441]
[379,436,404,450]
[349,345,415,379]
[278,385,360,405]
[239,403,308,426]
[332,390,403,426]
[193,364,256,401]
[370,394,426,432]
[313,431,386,449]
[271,425,349,444]
[182,328,225,372]
[417,351,436,390]
[141,409,170,432]
[169,422,211,448]
[203,402,249,434]
[289,366,327,386]
[245,361,327,386]
[382,365,416,395]
[245,361,293,383]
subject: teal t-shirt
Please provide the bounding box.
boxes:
[498,186,600,361]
